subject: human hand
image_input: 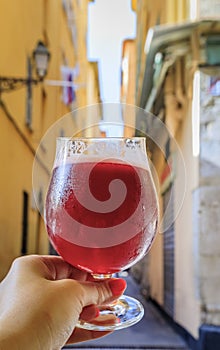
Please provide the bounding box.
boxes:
[0,255,126,350]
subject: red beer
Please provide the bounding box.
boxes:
[46,160,158,274]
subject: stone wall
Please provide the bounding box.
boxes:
[193,71,220,325]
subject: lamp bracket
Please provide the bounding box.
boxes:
[0,76,40,93]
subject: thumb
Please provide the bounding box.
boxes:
[79,278,127,307]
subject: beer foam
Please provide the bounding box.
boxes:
[53,138,150,170]
[54,153,149,171]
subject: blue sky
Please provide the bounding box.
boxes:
[88,0,136,103]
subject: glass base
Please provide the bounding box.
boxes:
[77,295,144,331]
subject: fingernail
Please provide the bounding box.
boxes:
[109,278,127,296]
[95,308,100,318]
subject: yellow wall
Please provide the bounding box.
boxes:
[0,104,50,273]
[0,0,45,280]
[0,0,98,280]
[135,0,189,105]
[166,0,187,23]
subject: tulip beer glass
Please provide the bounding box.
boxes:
[45,137,159,330]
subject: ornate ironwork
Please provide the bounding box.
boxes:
[0,76,40,93]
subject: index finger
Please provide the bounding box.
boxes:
[13,255,89,282]
[40,255,89,281]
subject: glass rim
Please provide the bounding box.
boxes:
[56,136,146,141]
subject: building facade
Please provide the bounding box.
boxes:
[0,0,100,281]
[130,0,220,349]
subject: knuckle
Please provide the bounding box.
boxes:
[12,255,28,269]
[97,283,110,304]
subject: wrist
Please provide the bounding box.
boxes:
[0,322,42,350]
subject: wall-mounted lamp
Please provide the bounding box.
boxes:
[0,41,51,93]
